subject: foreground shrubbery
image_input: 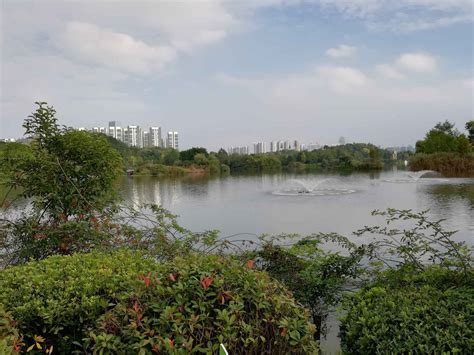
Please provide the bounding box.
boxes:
[340,266,474,353]
[339,209,474,354]
[0,252,318,354]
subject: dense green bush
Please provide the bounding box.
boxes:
[88,254,317,354]
[0,305,22,354]
[0,251,157,352]
[340,266,474,354]
[0,252,317,354]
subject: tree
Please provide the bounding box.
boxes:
[163,149,179,165]
[466,120,474,143]
[216,148,229,165]
[416,120,459,154]
[3,102,122,220]
[179,147,208,162]
[457,134,472,156]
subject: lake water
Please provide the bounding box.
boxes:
[120,170,474,243]
[119,169,473,353]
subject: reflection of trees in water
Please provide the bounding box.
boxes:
[427,183,474,206]
[119,175,218,207]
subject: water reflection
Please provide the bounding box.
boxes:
[427,183,474,207]
[118,172,474,242]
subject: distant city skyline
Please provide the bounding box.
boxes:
[1,1,472,150]
[78,121,179,150]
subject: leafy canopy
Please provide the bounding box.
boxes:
[4,102,123,220]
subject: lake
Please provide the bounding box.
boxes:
[119,169,474,243]
[119,169,473,353]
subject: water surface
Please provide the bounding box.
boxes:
[120,170,474,243]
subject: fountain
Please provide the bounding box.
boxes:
[383,170,448,183]
[273,179,356,196]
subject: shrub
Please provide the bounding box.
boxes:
[0,305,22,354]
[340,266,474,354]
[0,251,157,353]
[0,252,318,354]
[88,254,318,354]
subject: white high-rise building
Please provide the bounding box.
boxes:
[108,121,123,141]
[92,127,107,134]
[270,141,277,153]
[293,140,301,151]
[253,142,266,154]
[125,125,142,147]
[142,131,150,148]
[149,127,162,147]
[167,131,179,150]
[227,146,249,155]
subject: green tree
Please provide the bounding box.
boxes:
[457,134,472,156]
[416,120,459,154]
[466,120,474,143]
[216,148,229,165]
[179,147,208,162]
[163,148,179,165]
[6,102,122,220]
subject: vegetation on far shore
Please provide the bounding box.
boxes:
[0,103,472,354]
[411,120,474,176]
[99,137,404,177]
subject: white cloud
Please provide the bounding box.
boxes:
[215,58,471,146]
[316,66,370,93]
[57,22,177,74]
[315,0,473,32]
[375,64,405,80]
[325,45,357,58]
[396,52,437,73]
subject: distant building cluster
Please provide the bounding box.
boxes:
[226,140,322,155]
[227,146,250,155]
[386,145,415,153]
[79,121,179,150]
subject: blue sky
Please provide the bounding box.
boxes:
[1,0,473,149]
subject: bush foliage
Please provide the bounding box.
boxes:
[340,266,474,354]
[0,252,318,354]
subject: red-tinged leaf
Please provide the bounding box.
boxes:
[280,328,288,337]
[246,259,255,269]
[133,301,140,313]
[140,273,152,288]
[169,338,175,348]
[200,276,213,290]
[169,273,176,282]
[152,344,160,353]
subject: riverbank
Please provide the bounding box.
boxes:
[410,153,474,177]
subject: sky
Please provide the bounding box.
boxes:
[1,0,473,150]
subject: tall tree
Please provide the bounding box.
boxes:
[466,120,474,143]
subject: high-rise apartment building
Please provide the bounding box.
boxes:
[149,127,162,147]
[142,131,150,148]
[227,146,249,155]
[167,131,179,150]
[91,122,168,148]
[125,125,142,147]
[270,141,277,153]
[108,121,122,141]
[253,142,266,154]
[92,127,107,134]
[293,140,301,151]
